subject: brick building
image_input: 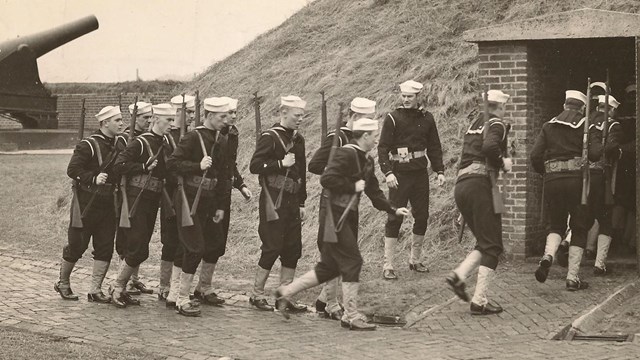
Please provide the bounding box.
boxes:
[463,8,640,262]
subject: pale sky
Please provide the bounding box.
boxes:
[0,0,312,82]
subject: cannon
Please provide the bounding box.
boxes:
[0,15,99,129]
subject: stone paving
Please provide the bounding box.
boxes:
[1,252,639,360]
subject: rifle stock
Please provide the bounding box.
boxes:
[190,131,217,217]
[119,95,139,228]
[253,91,279,221]
[322,102,346,244]
[78,98,86,140]
[70,181,84,228]
[161,185,176,219]
[482,86,505,214]
[581,79,592,205]
[254,92,262,142]
[176,94,194,227]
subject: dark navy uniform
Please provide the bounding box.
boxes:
[378,107,444,238]
[113,130,168,268]
[317,142,396,282]
[167,126,229,275]
[454,113,507,270]
[161,128,182,266]
[249,124,307,271]
[64,131,118,263]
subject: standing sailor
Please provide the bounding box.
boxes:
[378,80,445,280]
[275,118,409,330]
[308,97,376,319]
[446,90,511,315]
[55,106,123,303]
[248,95,307,312]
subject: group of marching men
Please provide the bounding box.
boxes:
[53,75,635,330]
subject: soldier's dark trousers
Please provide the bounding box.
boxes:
[115,227,127,259]
[122,196,159,268]
[160,185,180,262]
[544,176,589,248]
[454,177,503,269]
[64,189,116,263]
[257,189,301,270]
[203,197,231,264]
[385,169,429,237]
[176,194,216,275]
[315,204,362,283]
[588,171,613,236]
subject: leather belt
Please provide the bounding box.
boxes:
[457,162,487,178]
[80,183,114,196]
[265,174,300,194]
[129,174,163,193]
[589,160,604,171]
[390,150,426,163]
[185,175,218,192]
[545,158,583,173]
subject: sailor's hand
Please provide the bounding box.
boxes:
[395,207,410,217]
[200,156,213,170]
[241,187,252,201]
[437,173,446,186]
[281,153,295,168]
[145,159,158,172]
[355,180,366,193]
[213,210,224,223]
[502,158,513,173]
[95,173,108,185]
[385,173,398,189]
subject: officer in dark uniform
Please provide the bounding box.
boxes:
[275,118,409,330]
[588,94,622,275]
[167,97,230,317]
[161,95,195,305]
[446,90,511,315]
[110,104,175,308]
[531,90,599,291]
[308,97,376,319]
[248,95,307,312]
[114,101,154,296]
[378,80,445,280]
[194,97,252,306]
[55,106,123,303]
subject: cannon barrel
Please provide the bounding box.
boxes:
[0,15,99,60]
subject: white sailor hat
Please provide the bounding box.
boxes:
[350,97,376,115]
[565,90,588,105]
[171,95,196,110]
[484,89,510,103]
[220,97,238,111]
[152,103,176,116]
[625,84,636,93]
[597,95,620,109]
[128,101,152,115]
[352,118,378,132]
[280,95,306,109]
[399,80,423,94]
[95,106,122,122]
[203,97,230,113]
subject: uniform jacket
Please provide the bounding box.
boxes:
[308,126,352,175]
[115,127,144,152]
[458,111,507,181]
[378,107,444,176]
[67,129,118,189]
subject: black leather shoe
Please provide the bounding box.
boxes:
[54,282,79,301]
[341,317,377,331]
[286,300,307,313]
[593,266,608,276]
[177,301,201,317]
[315,299,327,314]
[87,291,111,304]
[470,302,503,315]
[200,292,225,306]
[557,241,569,268]
[131,280,153,294]
[166,301,176,309]
[158,290,169,301]
[383,269,398,280]
[535,255,553,283]
[249,297,274,311]
[325,308,344,320]
[409,263,429,273]
[122,292,141,306]
[110,289,127,308]
[566,279,589,291]
[445,272,470,302]
[274,289,291,319]
[125,282,141,296]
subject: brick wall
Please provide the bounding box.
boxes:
[56,93,172,133]
[478,42,535,260]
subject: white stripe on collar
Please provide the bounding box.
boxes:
[548,116,585,129]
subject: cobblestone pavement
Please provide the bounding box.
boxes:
[1,252,639,360]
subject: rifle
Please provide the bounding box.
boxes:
[194,90,201,128]
[581,78,592,205]
[482,85,505,214]
[77,98,86,140]
[119,96,138,228]
[190,131,218,217]
[322,102,346,243]
[176,94,195,227]
[128,147,163,218]
[253,91,262,142]
[602,70,614,205]
[70,180,84,228]
[320,91,327,139]
[81,141,119,218]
